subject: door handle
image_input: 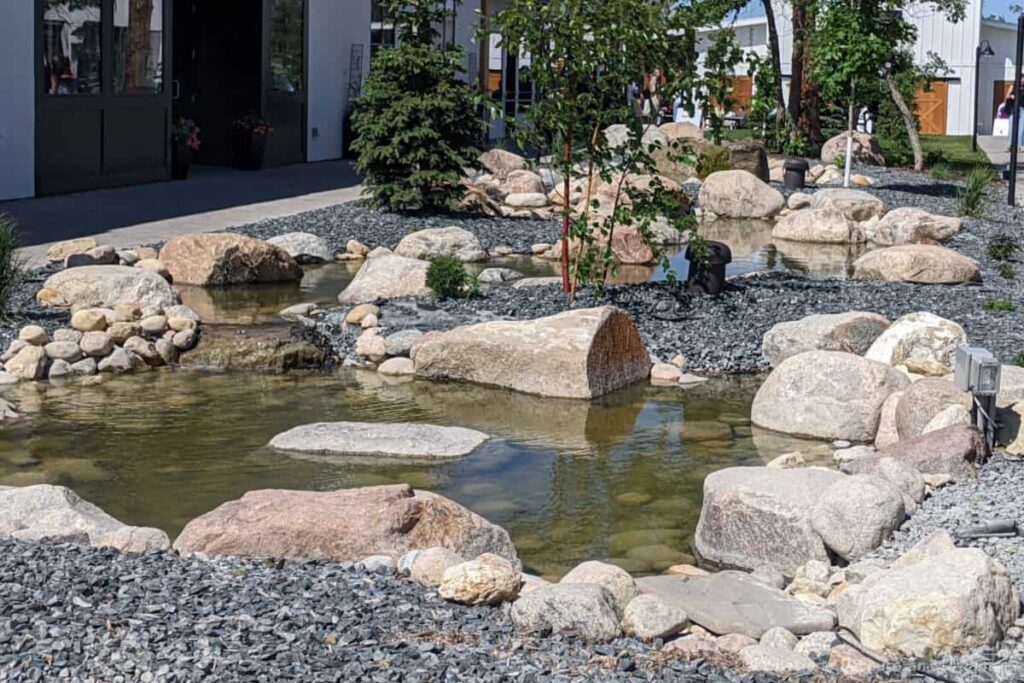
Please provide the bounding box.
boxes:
[172,80,181,100]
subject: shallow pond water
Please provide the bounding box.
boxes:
[0,369,829,579]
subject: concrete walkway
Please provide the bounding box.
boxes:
[978,135,1013,168]
[0,160,363,268]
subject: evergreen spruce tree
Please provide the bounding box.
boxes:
[352,0,484,213]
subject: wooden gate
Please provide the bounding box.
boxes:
[914,81,948,135]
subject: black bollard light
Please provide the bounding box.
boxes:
[685,240,732,296]
[783,158,810,190]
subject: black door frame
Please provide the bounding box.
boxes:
[35,0,174,195]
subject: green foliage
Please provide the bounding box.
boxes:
[999,263,1017,280]
[929,163,953,181]
[426,255,474,300]
[696,145,733,179]
[1015,351,1024,367]
[874,71,920,167]
[352,0,484,213]
[957,166,993,217]
[984,298,1016,312]
[832,154,845,170]
[746,52,784,152]
[702,30,744,146]
[988,233,1020,262]
[0,216,26,320]
[490,0,712,295]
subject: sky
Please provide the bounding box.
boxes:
[728,0,1020,23]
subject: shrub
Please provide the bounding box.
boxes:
[832,153,846,170]
[426,255,474,299]
[988,233,1020,262]
[1016,351,1024,368]
[0,216,26,320]
[956,166,993,217]
[696,145,732,179]
[351,0,484,213]
[998,263,1017,280]
[984,298,1015,312]
[929,163,953,181]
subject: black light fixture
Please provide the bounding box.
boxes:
[973,39,996,152]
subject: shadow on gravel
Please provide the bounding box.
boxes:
[876,182,959,199]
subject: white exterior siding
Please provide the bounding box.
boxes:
[307,0,371,162]
[978,21,1019,134]
[0,0,34,201]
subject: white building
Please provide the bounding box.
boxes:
[0,0,504,202]
[697,0,1020,137]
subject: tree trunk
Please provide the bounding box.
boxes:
[762,0,786,121]
[560,134,572,294]
[126,0,154,90]
[788,0,807,124]
[788,0,823,144]
[886,72,924,171]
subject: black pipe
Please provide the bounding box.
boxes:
[1009,15,1024,205]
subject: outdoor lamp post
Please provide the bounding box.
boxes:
[973,40,996,152]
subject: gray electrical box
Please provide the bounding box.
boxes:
[954,345,1001,396]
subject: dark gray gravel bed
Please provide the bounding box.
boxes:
[309,166,1024,373]
[229,203,561,255]
[0,539,801,683]
[315,272,1023,373]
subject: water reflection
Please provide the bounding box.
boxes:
[0,370,827,578]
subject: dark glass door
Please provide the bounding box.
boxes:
[36,0,172,195]
[263,0,307,166]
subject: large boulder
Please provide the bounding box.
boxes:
[820,131,885,166]
[837,534,1019,657]
[559,560,639,615]
[438,553,521,606]
[477,149,528,179]
[0,485,170,553]
[603,124,668,151]
[699,170,783,219]
[761,312,890,367]
[865,312,967,375]
[652,142,699,184]
[266,232,333,264]
[808,189,886,222]
[894,378,971,440]
[810,474,905,561]
[864,207,962,246]
[659,121,704,142]
[502,169,546,195]
[852,245,980,284]
[772,208,865,244]
[37,265,179,310]
[751,351,910,441]
[637,572,836,638]
[159,233,302,286]
[510,583,622,641]
[394,227,487,263]
[337,252,431,304]
[694,466,844,577]
[844,424,984,481]
[180,324,324,371]
[413,307,650,399]
[268,422,488,460]
[724,140,770,182]
[621,593,689,640]
[174,484,519,566]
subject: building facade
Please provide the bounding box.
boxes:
[697,0,1020,137]
[0,0,500,202]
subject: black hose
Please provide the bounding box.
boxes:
[833,626,962,683]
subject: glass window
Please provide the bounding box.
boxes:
[370,0,395,58]
[270,0,304,92]
[114,0,164,94]
[42,0,102,95]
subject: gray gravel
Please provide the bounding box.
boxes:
[0,539,796,683]
[311,167,1024,373]
[230,204,561,255]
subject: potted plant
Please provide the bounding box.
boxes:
[232,113,274,171]
[171,116,201,180]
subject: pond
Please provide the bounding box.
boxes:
[180,219,870,325]
[0,369,830,579]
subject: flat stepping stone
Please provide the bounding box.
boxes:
[636,571,835,639]
[269,422,488,459]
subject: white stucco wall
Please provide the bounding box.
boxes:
[307,0,370,162]
[0,1,35,200]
